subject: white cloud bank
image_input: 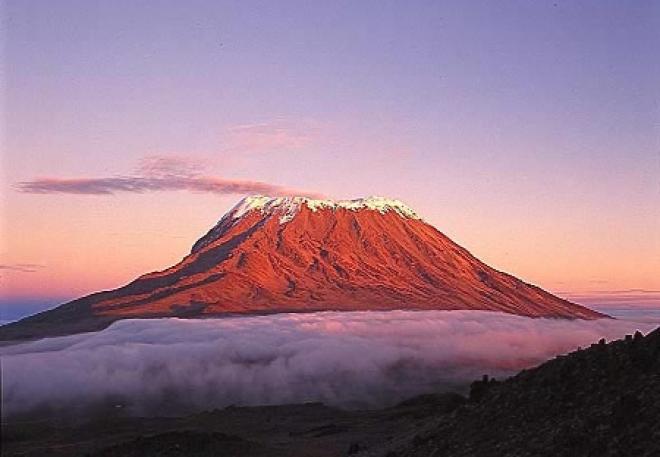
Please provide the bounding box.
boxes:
[1,310,656,418]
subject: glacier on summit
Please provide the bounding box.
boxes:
[229,195,421,223]
[191,195,421,253]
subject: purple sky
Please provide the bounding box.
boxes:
[2,1,659,313]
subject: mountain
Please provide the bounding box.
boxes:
[0,196,605,341]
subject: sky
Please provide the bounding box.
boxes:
[1,0,659,317]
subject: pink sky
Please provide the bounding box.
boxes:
[2,1,659,309]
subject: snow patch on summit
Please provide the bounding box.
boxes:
[231,195,421,223]
[190,195,421,253]
[191,195,421,254]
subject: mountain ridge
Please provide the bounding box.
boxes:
[0,195,607,341]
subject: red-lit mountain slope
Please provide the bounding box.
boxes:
[0,196,606,341]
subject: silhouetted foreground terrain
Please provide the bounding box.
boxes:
[367,325,660,457]
[3,327,658,457]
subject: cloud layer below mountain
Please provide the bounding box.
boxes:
[2,310,656,418]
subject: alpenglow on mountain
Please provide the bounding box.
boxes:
[0,196,606,341]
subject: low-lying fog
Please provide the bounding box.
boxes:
[2,310,656,418]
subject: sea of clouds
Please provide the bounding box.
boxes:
[1,310,657,418]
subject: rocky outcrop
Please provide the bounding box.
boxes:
[373,327,660,457]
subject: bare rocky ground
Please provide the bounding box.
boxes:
[2,395,466,457]
[3,326,659,457]
[366,326,660,457]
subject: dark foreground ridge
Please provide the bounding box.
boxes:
[4,326,658,457]
[371,326,660,457]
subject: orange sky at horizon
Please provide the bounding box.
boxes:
[2,185,659,306]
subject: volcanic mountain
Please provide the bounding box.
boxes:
[0,196,605,341]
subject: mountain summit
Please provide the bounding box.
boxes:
[0,196,606,341]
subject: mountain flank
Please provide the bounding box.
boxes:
[0,196,606,341]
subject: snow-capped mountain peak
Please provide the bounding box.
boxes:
[230,195,421,224]
[190,195,421,254]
